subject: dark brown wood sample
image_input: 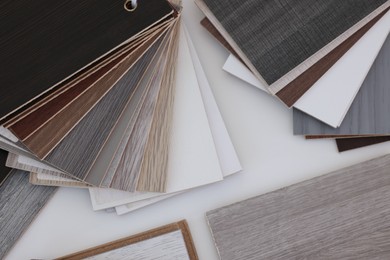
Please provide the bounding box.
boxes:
[0,0,173,121]
[56,220,198,260]
[0,149,12,186]
[0,170,57,259]
[21,25,171,159]
[336,137,390,152]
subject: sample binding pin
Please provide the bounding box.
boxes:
[124,0,137,11]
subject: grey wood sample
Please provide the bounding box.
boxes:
[293,33,390,135]
[56,220,198,260]
[207,154,390,260]
[0,0,173,121]
[43,35,164,183]
[198,0,388,90]
[0,170,57,258]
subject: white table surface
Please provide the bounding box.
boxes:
[7,1,390,259]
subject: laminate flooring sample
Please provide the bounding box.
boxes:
[293,33,390,136]
[0,0,173,121]
[196,0,389,103]
[336,136,390,152]
[0,149,11,185]
[56,220,198,260]
[0,170,57,259]
[207,154,390,260]
[43,36,164,184]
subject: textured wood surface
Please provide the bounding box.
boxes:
[56,220,198,260]
[44,35,164,183]
[197,0,389,95]
[200,11,388,107]
[21,26,170,159]
[293,33,390,135]
[207,154,390,260]
[137,21,180,192]
[0,0,173,121]
[5,23,164,141]
[0,170,57,258]
[336,136,390,152]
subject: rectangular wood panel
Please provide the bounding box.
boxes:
[0,149,11,186]
[56,220,198,260]
[0,170,57,259]
[336,137,390,152]
[207,154,390,260]
[0,0,173,121]
[293,33,390,135]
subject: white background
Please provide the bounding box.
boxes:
[7,1,390,259]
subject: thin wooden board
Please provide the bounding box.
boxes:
[207,154,390,260]
[0,0,173,122]
[56,220,198,260]
[0,170,57,259]
[336,136,390,152]
[293,33,390,136]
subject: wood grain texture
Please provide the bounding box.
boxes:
[0,170,57,259]
[43,34,165,183]
[137,21,181,192]
[56,220,198,260]
[200,8,388,107]
[197,0,389,96]
[0,0,173,121]
[22,26,170,159]
[293,33,390,135]
[5,23,165,141]
[336,136,390,152]
[207,154,390,260]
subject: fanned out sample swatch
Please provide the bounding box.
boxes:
[207,9,390,127]
[293,33,390,136]
[0,0,173,122]
[56,220,198,260]
[207,154,390,260]
[336,137,390,152]
[195,0,389,106]
[0,170,57,259]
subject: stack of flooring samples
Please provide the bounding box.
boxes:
[56,220,198,260]
[207,154,390,259]
[196,0,390,152]
[0,0,242,257]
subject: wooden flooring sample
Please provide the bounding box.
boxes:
[336,136,390,152]
[207,154,390,260]
[293,33,390,136]
[196,0,389,101]
[56,220,198,260]
[5,23,166,141]
[43,35,164,183]
[0,0,173,121]
[0,170,57,259]
[21,26,171,159]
